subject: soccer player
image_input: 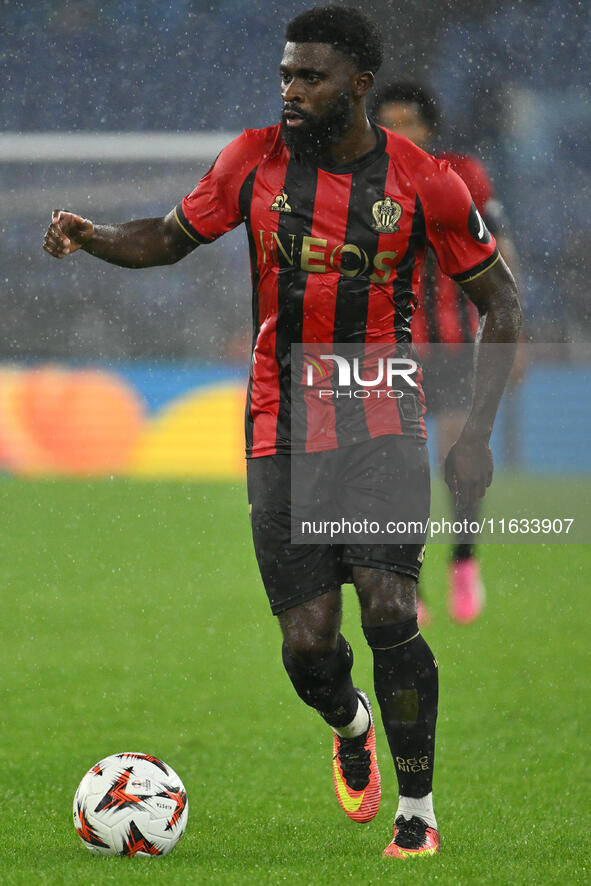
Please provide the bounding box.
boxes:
[43,6,521,859]
[373,82,519,624]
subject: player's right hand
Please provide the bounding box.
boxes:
[43,210,94,258]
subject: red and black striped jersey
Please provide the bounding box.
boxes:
[173,124,498,457]
[412,151,505,350]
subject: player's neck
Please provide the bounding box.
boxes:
[326,115,376,168]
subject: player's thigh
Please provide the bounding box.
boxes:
[247,454,342,616]
[342,435,429,622]
[341,435,430,546]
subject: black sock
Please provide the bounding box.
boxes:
[452,498,479,561]
[453,542,473,560]
[282,633,359,728]
[363,618,438,798]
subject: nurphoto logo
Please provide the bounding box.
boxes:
[303,353,418,400]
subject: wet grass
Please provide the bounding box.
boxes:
[0,477,588,885]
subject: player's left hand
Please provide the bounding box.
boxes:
[444,435,493,505]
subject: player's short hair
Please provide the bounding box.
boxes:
[285,6,383,74]
[372,82,440,131]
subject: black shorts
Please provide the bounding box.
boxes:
[247,436,430,615]
[421,347,474,415]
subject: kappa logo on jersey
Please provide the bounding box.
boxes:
[270,190,292,213]
[372,196,402,233]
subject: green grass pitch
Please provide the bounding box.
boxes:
[0,477,588,885]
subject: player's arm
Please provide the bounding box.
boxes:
[420,154,522,502]
[44,131,261,268]
[445,255,522,502]
[43,209,196,267]
[494,231,519,283]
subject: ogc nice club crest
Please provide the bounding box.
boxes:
[372,196,402,233]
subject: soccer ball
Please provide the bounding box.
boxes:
[73,752,188,856]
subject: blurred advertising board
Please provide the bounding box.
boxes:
[0,363,246,478]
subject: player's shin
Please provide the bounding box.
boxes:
[363,618,438,824]
[281,633,360,727]
[282,633,381,822]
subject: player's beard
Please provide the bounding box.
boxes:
[281,92,352,160]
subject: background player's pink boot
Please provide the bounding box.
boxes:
[448,558,485,623]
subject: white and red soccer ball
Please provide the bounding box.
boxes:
[73,752,188,857]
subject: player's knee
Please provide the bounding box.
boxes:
[354,567,417,626]
[362,595,415,625]
[277,591,341,663]
[282,625,338,664]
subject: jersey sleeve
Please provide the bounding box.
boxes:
[447,154,492,213]
[420,157,499,284]
[449,154,507,237]
[172,131,259,245]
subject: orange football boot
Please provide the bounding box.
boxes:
[332,690,381,823]
[383,815,440,858]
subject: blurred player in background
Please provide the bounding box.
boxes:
[43,7,521,860]
[373,82,519,625]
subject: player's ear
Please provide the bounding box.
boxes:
[353,70,374,98]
